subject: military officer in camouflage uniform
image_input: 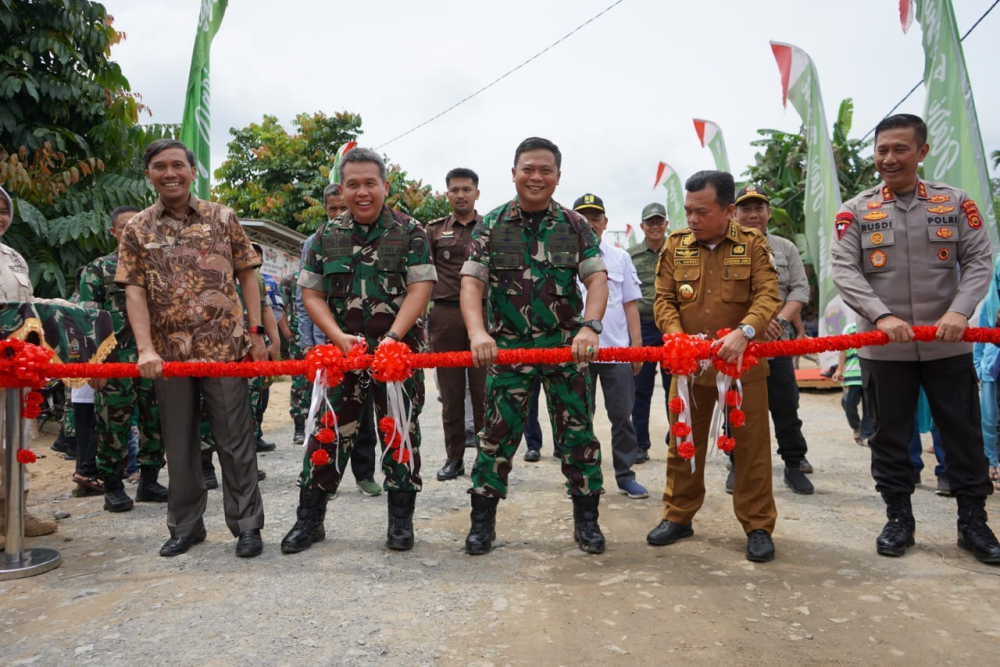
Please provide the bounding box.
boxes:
[76,205,168,512]
[831,113,1000,564]
[461,137,609,555]
[280,270,311,443]
[281,147,436,554]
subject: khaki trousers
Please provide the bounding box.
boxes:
[663,377,777,534]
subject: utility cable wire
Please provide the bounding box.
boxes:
[859,0,998,141]
[374,0,627,150]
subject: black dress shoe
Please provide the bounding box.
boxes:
[634,449,649,464]
[784,467,815,495]
[159,526,207,557]
[256,437,276,453]
[523,449,541,463]
[646,520,694,546]
[436,459,465,481]
[799,458,814,474]
[725,468,735,495]
[236,529,263,558]
[746,529,775,562]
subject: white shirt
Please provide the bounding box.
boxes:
[580,238,642,352]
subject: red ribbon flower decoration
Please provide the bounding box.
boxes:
[316,428,336,444]
[371,340,413,383]
[22,390,44,419]
[677,441,696,459]
[321,411,337,428]
[661,333,711,376]
[671,422,692,438]
[392,447,410,464]
[0,339,54,389]
[729,408,746,429]
[310,449,331,466]
[725,390,740,407]
[668,396,685,414]
[379,416,402,449]
[716,435,736,453]
[16,449,37,464]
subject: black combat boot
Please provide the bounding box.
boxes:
[292,418,306,445]
[876,492,916,557]
[572,494,606,554]
[135,467,169,503]
[957,495,1000,564]
[465,494,499,555]
[280,487,329,554]
[386,490,416,551]
[103,474,134,513]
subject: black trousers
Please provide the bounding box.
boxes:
[862,353,992,497]
[765,355,808,466]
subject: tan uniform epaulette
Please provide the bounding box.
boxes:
[426,216,449,226]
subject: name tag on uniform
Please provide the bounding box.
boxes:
[724,258,751,265]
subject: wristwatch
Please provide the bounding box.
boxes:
[581,319,603,334]
[249,325,266,335]
[383,331,401,342]
[736,323,756,340]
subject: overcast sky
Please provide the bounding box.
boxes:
[104,0,999,232]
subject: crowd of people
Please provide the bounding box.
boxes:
[2,112,999,566]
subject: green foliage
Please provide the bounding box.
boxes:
[742,98,877,243]
[214,111,450,233]
[0,0,176,297]
[214,112,363,233]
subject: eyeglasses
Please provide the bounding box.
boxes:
[642,219,667,227]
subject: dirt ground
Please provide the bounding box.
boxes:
[3,373,1000,666]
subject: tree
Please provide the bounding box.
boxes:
[214,111,449,233]
[1,0,171,297]
[742,98,877,242]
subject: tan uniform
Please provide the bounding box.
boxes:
[426,213,486,461]
[0,243,32,302]
[831,180,991,361]
[654,221,781,533]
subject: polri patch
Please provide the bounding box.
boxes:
[937,248,950,261]
[926,205,955,214]
[835,211,854,241]
[863,211,888,221]
[928,194,951,204]
[936,228,954,239]
[963,200,982,229]
[869,250,887,268]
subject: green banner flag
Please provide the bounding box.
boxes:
[770,41,847,341]
[179,0,229,200]
[653,161,688,232]
[693,119,731,172]
[901,0,998,250]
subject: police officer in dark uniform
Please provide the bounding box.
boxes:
[831,113,1000,564]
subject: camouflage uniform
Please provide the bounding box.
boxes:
[75,253,165,478]
[296,207,436,493]
[461,199,607,498]
[280,271,312,422]
[241,271,269,442]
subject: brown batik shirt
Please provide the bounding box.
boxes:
[114,194,261,363]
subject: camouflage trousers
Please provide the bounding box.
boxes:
[288,343,312,422]
[471,363,603,498]
[298,369,424,494]
[95,376,164,477]
[249,375,265,441]
[61,400,76,438]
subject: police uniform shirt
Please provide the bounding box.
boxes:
[0,242,32,301]
[766,232,810,305]
[830,180,992,362]
[426,212,482,302]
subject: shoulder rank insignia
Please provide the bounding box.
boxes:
[866,201,882,209]
[863,211,888,221]
[962,200,982,229]
[917,182,928,199]
[881,186,894,202]
[926,205,955,214]
[928,194,951,204]
[728,221,739,240]
[835,211,854,241]
[936,227,953,239]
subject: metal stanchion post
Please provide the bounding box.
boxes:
[1,387,61,579]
